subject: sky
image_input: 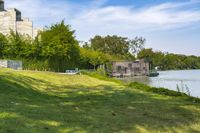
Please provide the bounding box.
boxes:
[4,0,200,56]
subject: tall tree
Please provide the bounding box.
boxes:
[87,35,145,59]
[129,37,145,55]
[90,35,130,56]
[39,20,80,70]
[3,31,31,58]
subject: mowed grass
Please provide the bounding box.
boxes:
[0,69,200,133]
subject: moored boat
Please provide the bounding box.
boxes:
[149,70,159,77]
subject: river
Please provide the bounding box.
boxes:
[123,70,200,98]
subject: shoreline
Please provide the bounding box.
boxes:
[83,70,200,103]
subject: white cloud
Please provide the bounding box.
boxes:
[4,0,200,41]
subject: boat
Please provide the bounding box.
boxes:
[149,70,159,77]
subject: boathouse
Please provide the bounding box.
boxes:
[111,59,150,77]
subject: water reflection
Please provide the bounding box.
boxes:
[123,70,200,98]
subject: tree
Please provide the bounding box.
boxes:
[0,33,7,57]
[129,36,145,55]
[137,48,200,70]
[39,20,80,70]
[138,48,154,61]
[3,31,33,58]
[87,35,145,60]
[90,35,130,56]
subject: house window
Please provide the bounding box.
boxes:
[134,68,140,72]
[0,1,4,11]
[117,66,122,72]
[15,9,22,21]
[125,67,128,73]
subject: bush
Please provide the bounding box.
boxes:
[150,87,185,97]
[128,82,200,103]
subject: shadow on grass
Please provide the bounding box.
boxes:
[0,73,200,133]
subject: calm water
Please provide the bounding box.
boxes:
[124,70,200,98]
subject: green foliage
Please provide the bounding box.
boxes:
[0,21,145,72]
[80,70,123,84]
[84,35,145,59]
[96,65,106,76]
[0,21,82,72]
[79,48,114,70]
[128,82,184,97]
[40,21,78,58]
[39,21,80,70]
[2,20,199,72]
[2,31,33,58]
[129,36,146,55]
[138,48,200,70]
[0,33,7,57]
[129,82,186,96]
[128,82,200,103]
[90,35,129,56]
[0,21,128,72]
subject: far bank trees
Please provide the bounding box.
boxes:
[83,35,145,60]
[138,48,200,70]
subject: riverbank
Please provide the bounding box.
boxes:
[0,68,200,132]
[83,70,200,103]
[146,70,200,97]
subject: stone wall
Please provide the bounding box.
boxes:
[0,60,22,70]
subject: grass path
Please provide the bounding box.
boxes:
[0,69,200,133]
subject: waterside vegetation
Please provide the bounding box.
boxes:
[138,48,200,70]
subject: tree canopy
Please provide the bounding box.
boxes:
[84,35,145,59]
[138,48,200,70]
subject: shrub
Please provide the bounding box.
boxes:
[128,82,200,103]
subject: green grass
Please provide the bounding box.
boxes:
[0,68,200,133]
[129,82,200,103]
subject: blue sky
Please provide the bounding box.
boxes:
[4,0,200,55]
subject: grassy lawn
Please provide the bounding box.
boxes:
[0,68,200,133]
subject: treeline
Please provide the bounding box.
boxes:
[0,21,144,72]
[1,21,197,72]
[138,48,200,70]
